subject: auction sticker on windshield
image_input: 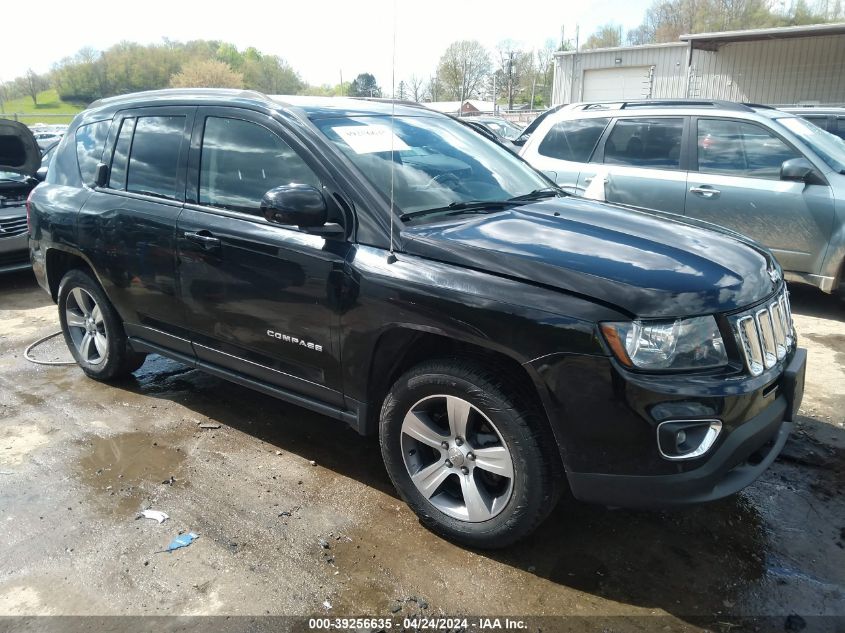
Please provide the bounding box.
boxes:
[333,124,409,154]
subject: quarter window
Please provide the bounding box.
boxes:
[697,119,800,179]
[126,116,185,199]
[199,117,319,214]
[75,120,110,185]
[537,118,609,162]
[603,118,683,169]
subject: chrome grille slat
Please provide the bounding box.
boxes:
[0,216,28,238]
[734,288,794,376]
[755,309,777,369]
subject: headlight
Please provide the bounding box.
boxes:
[600,316,728,370]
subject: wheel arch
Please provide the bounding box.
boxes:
[363,326,563,468]
[45,247,98,302]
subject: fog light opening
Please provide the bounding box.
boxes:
[657,419,722,461]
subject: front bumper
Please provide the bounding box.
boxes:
[565,347,806,508]
[0,232,30,273]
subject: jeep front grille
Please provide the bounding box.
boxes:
[734,289,793,376]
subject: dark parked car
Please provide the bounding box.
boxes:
[29,89,806,548]
[780,106,845,141]
[1,120,41,273]
[511,104,565,147]
[466,116,523,141]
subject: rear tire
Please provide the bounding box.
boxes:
[58,269,147,381]
[379,358,560,548]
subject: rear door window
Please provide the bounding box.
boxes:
[603,118,683,170]
[537,118,609,162]
[696,119,800,179]
[198,116,319,214]
[126,115,185,199]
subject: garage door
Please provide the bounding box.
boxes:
[582,66,651,101]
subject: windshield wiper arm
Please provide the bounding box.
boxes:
[507,187,565,202]
[400,199,516,221]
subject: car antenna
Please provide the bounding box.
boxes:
[387,0,398,265]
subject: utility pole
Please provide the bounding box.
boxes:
[492,73,497,114]
[339,70,343,96]
[507,51,515,111]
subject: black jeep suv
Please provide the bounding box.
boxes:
[28,89,806,547]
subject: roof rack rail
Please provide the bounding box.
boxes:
[742,102,776,110]
[574,99,755,112]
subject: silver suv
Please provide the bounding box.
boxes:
[520,100,845,295]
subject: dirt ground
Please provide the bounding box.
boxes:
[0,270,843,632]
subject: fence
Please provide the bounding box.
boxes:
[0,112,76,125]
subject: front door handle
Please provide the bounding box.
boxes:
[184,230,221,250]
[689,186,721,198]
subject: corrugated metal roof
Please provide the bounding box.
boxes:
[681,22,845,49]
[554,42,686,57]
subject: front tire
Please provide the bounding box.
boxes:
[380,359,559,548]
[58,269,147,381]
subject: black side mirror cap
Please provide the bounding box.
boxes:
[261,184,328,228]
[780,157,825,185]
[94,162,109,188]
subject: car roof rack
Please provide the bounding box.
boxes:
[742,103,777,110]
[575,99,756,112]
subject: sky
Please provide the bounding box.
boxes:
[0,0,655,88]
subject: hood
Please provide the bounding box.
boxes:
[400,196,780,319]
[0,120,41,177]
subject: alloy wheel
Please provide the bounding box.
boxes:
[400,394,515,522]
[65,287,108,365]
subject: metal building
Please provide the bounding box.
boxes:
[552,23,845,105]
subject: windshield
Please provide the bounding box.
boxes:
[778,116,845,174]
[313,115,549,216]
[482,119,523,140]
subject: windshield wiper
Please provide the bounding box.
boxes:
[400,199,517,221]
[507,187,565,202]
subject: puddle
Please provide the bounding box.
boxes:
[77,432,186,515]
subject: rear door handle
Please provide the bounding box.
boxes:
[184,230,221,249]
[689,186,721,198]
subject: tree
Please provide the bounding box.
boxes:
[583,24,623,49]
[425,75,442,102]
[170,59,243,89]
[436,40,492,102]
[627,0,835,45]
[15,69,47,106]
[348,73,381,97]
[535,39,558,107]
[408,75,425,101]
[494,41,535,108]
[243,55,303,94]
[396,80,408,100]
[0,81,10,113]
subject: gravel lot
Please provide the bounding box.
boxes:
[0,270,843,632]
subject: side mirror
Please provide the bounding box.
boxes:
[34,165,48,182]
[94,162,109,188]
[780,158,824,185]
[261,184,327,228]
